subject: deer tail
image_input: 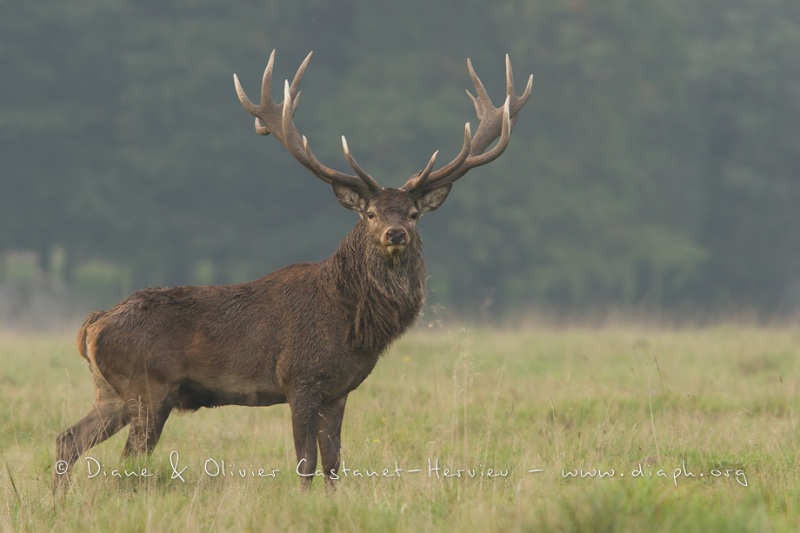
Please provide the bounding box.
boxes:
[76,311,106,362]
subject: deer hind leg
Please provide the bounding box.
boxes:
[54,374,129,490]
[122,382,175,457]
[317,395,347,489]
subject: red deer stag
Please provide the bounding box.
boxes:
[55,50,532,490]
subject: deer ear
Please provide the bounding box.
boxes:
[332,183,367,213]
[415,184,452,214]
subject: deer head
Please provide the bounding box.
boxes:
[233,51,533,259]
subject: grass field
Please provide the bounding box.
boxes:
[1,323,799,531]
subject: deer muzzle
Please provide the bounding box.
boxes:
[382,227,409,255]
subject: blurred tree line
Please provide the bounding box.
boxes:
[2,0,799,321]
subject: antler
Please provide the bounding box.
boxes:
[234,50,381,196]
[402,55,533,195]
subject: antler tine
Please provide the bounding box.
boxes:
[401,150,441,192]
[233,74,257,115]
[253,57,271,135]
[403,55,531,195]
[235,51,379,195]
[419,150,439,181]
[404,123,471,192]
[419,123,472,186]
[260,50,276,108]
[342,137,381,192]
[280,79,310,165]
[288,51,312,116]
[466,57,492,117]
[505,54,515,97]
[506,53,534,119]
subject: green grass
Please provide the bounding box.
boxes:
[2,324,799,531]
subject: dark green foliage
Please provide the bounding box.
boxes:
[2,0,798,317]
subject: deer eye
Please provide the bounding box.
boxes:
[366,211,376,220]
[410,211,420,221]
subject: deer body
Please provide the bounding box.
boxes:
[55,51,531,491]
[83,208,425,411]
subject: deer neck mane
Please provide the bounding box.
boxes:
[325,221,426,354]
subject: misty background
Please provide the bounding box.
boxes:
[2,0,799,328]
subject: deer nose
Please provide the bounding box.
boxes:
[384,227,408,245]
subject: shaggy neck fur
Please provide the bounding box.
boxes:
[323,220,426,354]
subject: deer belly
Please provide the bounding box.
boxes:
[175,379,286,410]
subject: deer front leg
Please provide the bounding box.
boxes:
[317,395,347,489]
[289,391,321,491]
